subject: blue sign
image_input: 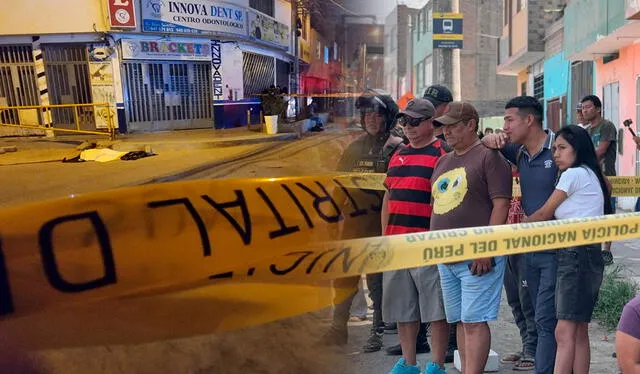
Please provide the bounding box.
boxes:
[433,13,463,49]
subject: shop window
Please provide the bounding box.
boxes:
[250,0,274,17]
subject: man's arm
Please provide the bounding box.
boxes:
[470,151,513,276]
[595,140,611,161]
[616,331,640,374]
[596,122,617,161]
[381,191,390,234]
[470,197,510,276]
[482,133,519,164]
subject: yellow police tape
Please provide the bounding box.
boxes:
[1,173,640,349]
[338,173,640,197]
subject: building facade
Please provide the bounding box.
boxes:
[384,5,416,100]
[413,0,515,118]
[0,0,300,133]
[563,0,640,209]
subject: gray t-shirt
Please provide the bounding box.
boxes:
[588,119,617,176]
[430,142,512,231]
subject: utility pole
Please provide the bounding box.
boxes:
[292,0,300,117]
[435,0,461,101]
[451,0,461,101]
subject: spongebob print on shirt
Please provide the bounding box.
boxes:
[432,167,468,214]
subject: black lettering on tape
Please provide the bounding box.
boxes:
[306,248,336,274]
[631,224,639,234]
[202,191,252,245]
[323,246,366,273]
[148,198,211,257]
[348,176,383,212]
[296,182,344,223]
[0,237,14,316]
[256,188,300,239]
[209,271,234,280]
[270,251,314,275]
[282,184,314,228]
[333,179,368,217]
[39,212,116,293]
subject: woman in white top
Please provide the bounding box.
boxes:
[524,125,612,374]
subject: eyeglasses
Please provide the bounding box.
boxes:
[398,116,430,127]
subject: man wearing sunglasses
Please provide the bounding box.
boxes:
[323,89,402,353]
[383,98,450,374]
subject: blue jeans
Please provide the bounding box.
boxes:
[526,252,558,374]
[438,257,506,323]
[635,197,640,212]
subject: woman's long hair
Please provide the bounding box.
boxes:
[556,125,613,214]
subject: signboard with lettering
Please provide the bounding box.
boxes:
[108,0,137,29]
[141,0,247,37]
[433,12,463,49]
[120,38,212,61]
[248,11,290,51]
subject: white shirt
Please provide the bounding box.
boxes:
[554,166,604,220]
[577,123,591,130]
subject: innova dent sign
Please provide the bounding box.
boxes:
[142,0,247,37]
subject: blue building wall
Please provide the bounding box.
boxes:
[543,52,571,126]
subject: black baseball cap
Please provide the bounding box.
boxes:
[423,85,453,107]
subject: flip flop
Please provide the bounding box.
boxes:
[500,351,522,364]
[513,356,535,371]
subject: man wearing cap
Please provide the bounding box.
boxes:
[382,98,449,374]
[424,84,454,140]
[430,102,512,374]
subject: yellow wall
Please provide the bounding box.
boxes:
[0,0,108,35]
[517,70,528,96]
[511,10,527,56]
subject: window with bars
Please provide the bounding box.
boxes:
[533,74,544,100]
[250,0,274,17]
[417,12,422,41]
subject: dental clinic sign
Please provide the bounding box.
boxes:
[142,0,247,37]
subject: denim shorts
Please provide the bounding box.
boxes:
[437,257,506,323]
[556,244,604,322]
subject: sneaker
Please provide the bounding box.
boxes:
[386,339,431,356]
[603,250,614,266]
[424,362,446,374]
[385,322,398,334]
[362,329,383,353]
[389,358,421,374]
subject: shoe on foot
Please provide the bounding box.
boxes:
[385,322,398,334]
[389,358,421,374]
[386,339,430,356]
[424,362,446,374]
[362,329,383,353]
[603,250,614,266]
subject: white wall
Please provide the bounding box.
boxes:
[0,0,108,35]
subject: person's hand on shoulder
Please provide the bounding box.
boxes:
[481,132,509,150]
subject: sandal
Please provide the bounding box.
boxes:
[500,351,522,364]
[514,356,535,371]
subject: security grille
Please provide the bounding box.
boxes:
[243,52,275,97]
[42,45,95,130]
[122,61,212,132]
[0,45,40,125]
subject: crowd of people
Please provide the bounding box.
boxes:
[324,85,631,374]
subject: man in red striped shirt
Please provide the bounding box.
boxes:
[382,98,449,374]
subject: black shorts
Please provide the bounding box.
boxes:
[555,244,604,322]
